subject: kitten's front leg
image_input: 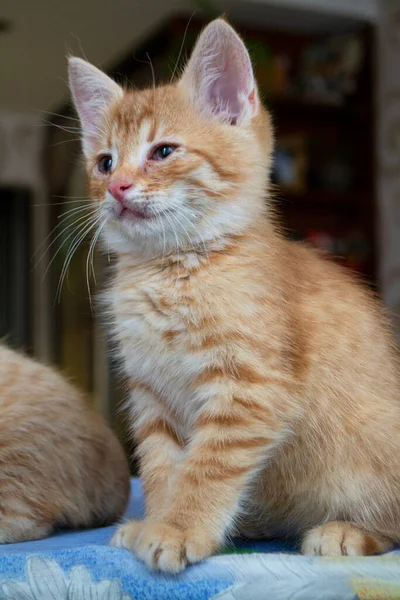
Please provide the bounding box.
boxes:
[111,385,183,549]
[127,393,284,573]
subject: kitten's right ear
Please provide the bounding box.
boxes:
[68,57,123,157]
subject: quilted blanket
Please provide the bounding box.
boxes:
[0,479,399,600]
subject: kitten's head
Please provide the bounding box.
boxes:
[68,18,273,256]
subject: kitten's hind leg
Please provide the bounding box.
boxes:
[301,521,394,556]
[0,515,52,544]
[0,519,52,544]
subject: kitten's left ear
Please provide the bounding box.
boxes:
[68,57,123,156]
[179,18,258,125]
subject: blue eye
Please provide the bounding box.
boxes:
[151,145,177,161]
[98,155,113,174]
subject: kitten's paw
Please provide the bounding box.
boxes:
[133,521,217,573]
[135,522,187,573]
[301,522,393,556]
[110,520,143,550]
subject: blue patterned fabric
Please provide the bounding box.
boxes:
[0,479,398,600]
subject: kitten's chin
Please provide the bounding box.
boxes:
[119,207,155,222]
[103,217,152,246]
[101,217,173,257]
[107,212,159,234]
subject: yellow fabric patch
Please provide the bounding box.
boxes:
[351,578,400,600]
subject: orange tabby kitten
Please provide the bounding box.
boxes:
[0,344,130,543]
[68,18,400,572]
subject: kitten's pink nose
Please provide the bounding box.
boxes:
[107,178,134,202]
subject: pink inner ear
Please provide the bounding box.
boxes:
[208,55,254,120]
[68,58,122,156]
[180,20,256,123]
[77,93,102,148]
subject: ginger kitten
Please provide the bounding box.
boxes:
[0,345,130,543]
[69,19,400,572]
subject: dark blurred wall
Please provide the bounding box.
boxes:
[377,0,400,340]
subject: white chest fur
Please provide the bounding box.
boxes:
[107,258,212,426]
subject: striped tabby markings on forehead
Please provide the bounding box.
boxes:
[68,16,259,158]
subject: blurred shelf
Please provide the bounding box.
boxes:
[274,189,364,209]
[264,96,372,121]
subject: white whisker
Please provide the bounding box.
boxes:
[162,210,181,283]
[39,211,99,283]
[56,213,103,302]
[33,199,93,207]
[58,204,98,219]
[37,109,81,122]
[33,206,98,263]
[156,209,167,265]
[146,52,157,118]
[51,138,82,147]
[158,11,197,119]
[53,195,99,200]
[38,119,81,134]
[86,217,107,309]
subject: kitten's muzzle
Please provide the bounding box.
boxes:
[107,192,158,222]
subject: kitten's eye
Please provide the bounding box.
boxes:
[97,155,113,174]
[151,145,177,161]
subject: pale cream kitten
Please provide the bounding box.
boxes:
[0,344,130,543]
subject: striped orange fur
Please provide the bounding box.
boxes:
[69,18,400,572]
[0,345,130,543]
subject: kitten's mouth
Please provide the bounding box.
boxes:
[114,202,175,224]
[120,206,154,221]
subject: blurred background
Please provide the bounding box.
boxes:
[1,0,399,461]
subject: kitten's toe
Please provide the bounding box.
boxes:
[135,521,187,573]
[185,531,217,565]
[110,520,143,550]
[301,522,393,556]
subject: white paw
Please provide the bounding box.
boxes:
[301,522,389,557]
[111,519,216,573]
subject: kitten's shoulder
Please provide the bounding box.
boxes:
[286,240,370,295]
